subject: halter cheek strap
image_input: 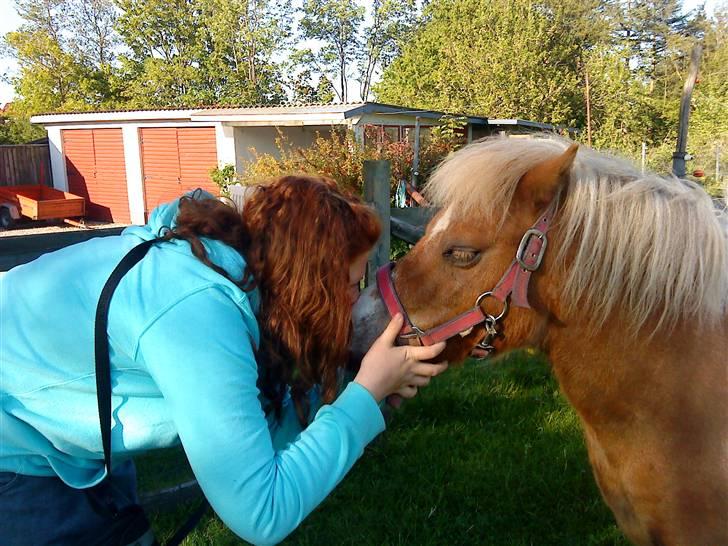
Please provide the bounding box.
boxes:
[491,203,555,307]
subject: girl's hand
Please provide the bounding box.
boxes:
[354,314,448,403]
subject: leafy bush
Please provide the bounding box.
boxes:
[238,124,465,196]
[390,236,412,261]
[239,129,366,191]
[208,164,238,196]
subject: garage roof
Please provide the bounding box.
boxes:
[31,102,489,126]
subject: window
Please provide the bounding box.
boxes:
[362,124,433,147]
[403,126,432,147]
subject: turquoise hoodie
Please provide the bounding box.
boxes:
[0,195,385,545]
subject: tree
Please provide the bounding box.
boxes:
[375,0,588,125]
[1,0,121,142]
[581,44,656,152]
[67,0,119,67]
[116,0,291,106]
[299,0,364,102]
[290,69,320,103]
[115,0,206,106]
[196,0,292,104]
[5,0,118,115]
[0,103,45,143]
[683,8,728,189]
[357,0,417,101]
[316,77,336,103]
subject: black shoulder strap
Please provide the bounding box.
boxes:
[93,237,210,545]
[94,238,159,477]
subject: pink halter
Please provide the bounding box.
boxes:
[376,202,556,354]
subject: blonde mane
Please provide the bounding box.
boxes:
[425,136,728,334]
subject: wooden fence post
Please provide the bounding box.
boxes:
[363,160,391,287]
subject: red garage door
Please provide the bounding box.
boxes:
[62,129,130,223]
[140,127,219,215]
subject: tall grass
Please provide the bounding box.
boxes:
[139,351,628,545]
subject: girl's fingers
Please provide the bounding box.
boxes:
[409,375,432,388]
[406,341,446,361]
[397,385,418,399]
[378,314,404,347]
[412,361,449,377]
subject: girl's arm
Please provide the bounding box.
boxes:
[136,287,385,546]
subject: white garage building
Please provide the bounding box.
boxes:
[31,102,489,224]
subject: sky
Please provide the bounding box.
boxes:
[0,0,720,106]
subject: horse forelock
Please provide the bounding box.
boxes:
[424,135,728,335]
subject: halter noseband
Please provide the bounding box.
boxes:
[376,202,556,358]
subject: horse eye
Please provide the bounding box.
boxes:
[443,246,481,267]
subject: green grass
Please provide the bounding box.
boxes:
[139,351,628,545]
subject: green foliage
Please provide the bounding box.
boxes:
[0,106,45,143]
[238,125,464,194]
[209,164,238,196]
[114,0,204,106]
[289,69,320,104]
[299,0,365,103]
[294,0,417,102]
[357,0,417,101]
[686,9,728,190]
[375,0,588,127]
[2,0,121,142]
[580,45,658,153]
[375,0,726,191]
[1,0,293,142]
[142,352,629,545]
[389,236,411,261]
[115,0,291,107]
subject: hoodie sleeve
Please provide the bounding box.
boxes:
[135,286,385,545]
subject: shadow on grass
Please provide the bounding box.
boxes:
[145,351,628,546]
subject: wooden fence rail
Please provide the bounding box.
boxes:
[0,144,52,187]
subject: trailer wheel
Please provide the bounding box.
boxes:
[0,206,15,229]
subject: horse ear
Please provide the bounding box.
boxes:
[517,143,578,208]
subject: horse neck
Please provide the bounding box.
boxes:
[528,221,723,427]
[541,312,727,432]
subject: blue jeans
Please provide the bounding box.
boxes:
[0,461,154,546]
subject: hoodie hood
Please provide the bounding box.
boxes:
[123,191,251,292]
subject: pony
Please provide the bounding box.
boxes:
[352,136,728,546]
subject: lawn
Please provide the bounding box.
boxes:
[138,350,628,546]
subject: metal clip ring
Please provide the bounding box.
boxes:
[475,291,509,322]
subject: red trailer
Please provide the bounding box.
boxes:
[0,185,85,229]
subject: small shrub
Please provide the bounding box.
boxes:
[390,237,412,261]
[209,164,238,196]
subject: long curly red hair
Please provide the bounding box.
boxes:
[169,175,381,424]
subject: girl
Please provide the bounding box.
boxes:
[0,175,447,545]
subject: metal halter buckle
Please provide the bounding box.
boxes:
[516,228,547,272]
[398,325,426,340]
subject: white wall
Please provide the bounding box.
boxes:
[234,125,333,173]
[215,123,236,168]
[121,126,145,225]
[46,127,68,191]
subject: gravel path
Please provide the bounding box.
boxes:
[0,220,130,237]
